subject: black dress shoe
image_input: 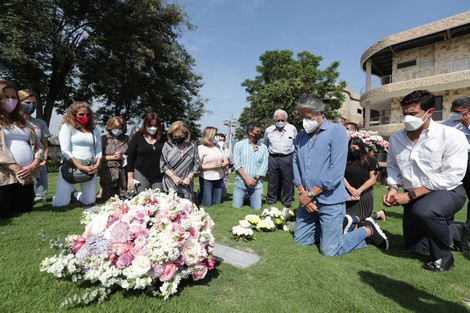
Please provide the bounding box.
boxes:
[453,222,469,254]
[423,254,454,272]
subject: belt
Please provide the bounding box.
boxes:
[269,152,293,158]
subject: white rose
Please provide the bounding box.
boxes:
[132,256,151,277]
[90,214,109,234]
[182,239,201,266]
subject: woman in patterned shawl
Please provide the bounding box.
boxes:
[160,121,199,202]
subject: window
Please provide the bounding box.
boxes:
[433,96,443,121]
[451,57,470,72]
[397,60,417,69]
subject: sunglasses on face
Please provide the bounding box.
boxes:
[276,119,285,122]
[77,113,91,117]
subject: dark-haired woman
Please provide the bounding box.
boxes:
[0,81,44,218]
[52,101,102,207]
[127,113,165,195]
[345,137,385,221]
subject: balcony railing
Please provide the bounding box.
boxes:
[361,59,470,94]
[369,110,444,126]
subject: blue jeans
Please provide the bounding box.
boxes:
[232,179,263,210]
[198,177,223,207]
[34,166,48,200]
[294,202,367,256]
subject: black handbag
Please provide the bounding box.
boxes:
[60,131,96,184]
[60,158,95,184]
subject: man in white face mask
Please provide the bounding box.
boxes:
[384,90,468,272]
[443,96,470,229]
[293,94,389,257]
[264,109,297,207]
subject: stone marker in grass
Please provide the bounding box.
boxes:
[213,243,260,269]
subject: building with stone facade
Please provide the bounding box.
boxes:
[338,86,363,127]
[360,11,470,136]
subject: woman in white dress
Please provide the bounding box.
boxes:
[0,81,44,218]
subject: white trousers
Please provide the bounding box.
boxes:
[52,170,97,207]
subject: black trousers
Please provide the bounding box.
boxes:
[0,182,34,219]
[266,154,294,206]
[462,156,470,223]
[402,185,466,260]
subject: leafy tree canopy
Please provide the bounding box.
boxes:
[237,50,346,139]
[0,0,205,139]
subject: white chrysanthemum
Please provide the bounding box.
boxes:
[238,220,251,228]
[232,225,254,237]
[256,217,276,231]
[245,214,261,224]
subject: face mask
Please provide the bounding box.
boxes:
[213,136,219,144]
[174,137,185,145]
[217,141,225,148]
[253,132,262,141]
[21,103,36,115]
[147,126,157,135]
[303,118,319,134]
[275,121,286,128]
[2,98,18,113]
[348,149,361,160]
[402,110,429,131]
[450,112,463,121]
[75,115,90,126]
[111,129,123,136]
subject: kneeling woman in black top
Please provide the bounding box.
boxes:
[345,137,385,221]
[127,113,165,194]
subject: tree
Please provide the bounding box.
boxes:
[237,50,346,138]
[0,0,205,139]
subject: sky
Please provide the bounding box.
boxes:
[170,0,470,136]
[48,0,470,135]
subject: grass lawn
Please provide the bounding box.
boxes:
[1,172,470,312]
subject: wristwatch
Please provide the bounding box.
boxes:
[307,190,315,199]
[408,190,418,200]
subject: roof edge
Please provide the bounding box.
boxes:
[360,11,470,71]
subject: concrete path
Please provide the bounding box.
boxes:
[213,243,260,269]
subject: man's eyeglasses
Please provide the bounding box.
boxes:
[77,113,91,117]
[276,119,285,122]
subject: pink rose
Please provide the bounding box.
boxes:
[159,263,177,282]
[115,251,134,269]
[108,252,117,265]
[134,235,148,247]
[175,212,188,223]
[188,227,199,239]
[111,242,133,255]
[191,262,208,281]
[113,209,125,219]
[106,216,120,228]
[134,210,150,223]
[205,256,216,270]
[71,237,86,254]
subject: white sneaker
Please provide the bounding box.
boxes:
[363,217,389,250]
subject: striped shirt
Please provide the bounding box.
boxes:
[233,138,268,189]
